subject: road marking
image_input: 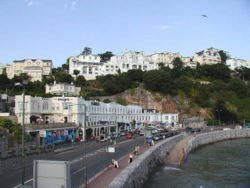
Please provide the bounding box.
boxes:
[72,167,86,175]
[14,178,33,188]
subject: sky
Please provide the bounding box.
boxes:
[0,0,250,67]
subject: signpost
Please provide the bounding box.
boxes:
[33,160,71,188]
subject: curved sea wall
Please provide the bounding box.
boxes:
[183,128,250,162]
[108,129,250,188]
[108,134,184,188]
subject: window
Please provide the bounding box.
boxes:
[82,67,87,74]
[43,103,48,110]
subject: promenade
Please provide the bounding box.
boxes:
[86,144,150,188]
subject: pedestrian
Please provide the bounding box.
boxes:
[152,139,154,146]
[129,153,133,163]
[114,160,119,168]
[111,159,115,168]
[148,138,152,146]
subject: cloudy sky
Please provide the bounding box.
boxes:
[0,0,249,67]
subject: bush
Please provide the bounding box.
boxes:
[116,97,128,106]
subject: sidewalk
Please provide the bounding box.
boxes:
[86,144,149,188]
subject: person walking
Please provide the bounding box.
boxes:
[114,160,119,168]
[152,139,155,146]
[129,153,133,163]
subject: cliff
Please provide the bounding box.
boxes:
[95,85,178,114]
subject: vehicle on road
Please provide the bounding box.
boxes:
[193,128,201,133]
[185,127,194,133]
[120,131,127,136]
[126,133,135,139]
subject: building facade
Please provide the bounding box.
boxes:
[68,54,103,80]
[14,95,178,126]
[147,52,191,68]
[45,82,81,96]
[193,47,221,65]
[108,50,158,73]
[226,58,247,70]
[68,50,158,80]
[6,59,52,81]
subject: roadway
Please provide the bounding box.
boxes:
[0,136,145,188]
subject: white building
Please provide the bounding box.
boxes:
[108,50,158,73]
[6,59,52,82]
[68,54,103,80]
[45,82,81,96]
[226,58,247,70]
[148,52,191,68]
[14,95,178,127]
[193,47,221,65]
[68,50,158,80]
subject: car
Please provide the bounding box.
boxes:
[139,131,144,136]
[193,128,201,133]
[166,132,174,137]
[126,133,135,139]
[152,134,162,141]
[120,131,127,136]
[185,127,194,133]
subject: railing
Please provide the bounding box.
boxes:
[25,123,78,131]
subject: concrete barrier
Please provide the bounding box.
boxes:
[108,134,184,188]
[183,128,250,162]
[108,128,250,188]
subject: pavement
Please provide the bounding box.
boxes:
[86,144,150,188]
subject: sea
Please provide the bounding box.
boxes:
[144,138,250,188]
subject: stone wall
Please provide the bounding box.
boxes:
[108,134,184,188]
[183,128,250,162]
[108,129,250,188]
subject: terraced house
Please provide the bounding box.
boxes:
[6,59,52,81]
[68,50,158,80]
[193,47,221,65]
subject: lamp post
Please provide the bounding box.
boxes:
[68,102,87,187]
[83,104,87,188]
[15,80,28,185]
[216,109,222,126]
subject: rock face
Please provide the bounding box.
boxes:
[97,85,178,113]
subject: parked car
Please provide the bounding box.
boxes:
[120,131,127,136]
[166,132,174,137]
[126,133,135,139]
[139,131,145,136]
[193,128,201,133]
[152,134,163,141]
[185,127,194,133]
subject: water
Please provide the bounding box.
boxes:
[145,139,250,188]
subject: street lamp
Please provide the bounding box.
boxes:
[68,102,87,187]
[15,80,28,185]
[216,109,222,126]
[83,104,87,188]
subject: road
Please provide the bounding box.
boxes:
[0,136,145,188]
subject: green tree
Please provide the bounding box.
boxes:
[55,72,73,83]
[99,51,114,62]
[229,78,247,97]
[73,69,80,77]
[235,67,250,81]
[143,70,173,94]
[42,75,54,85]
[0,74,10,91]
[171,57,184,78]
[218,50,228,64]
[81,47,92,55]
[75,75,86,87]
[127,69,144,82]
[62,63,69,71]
